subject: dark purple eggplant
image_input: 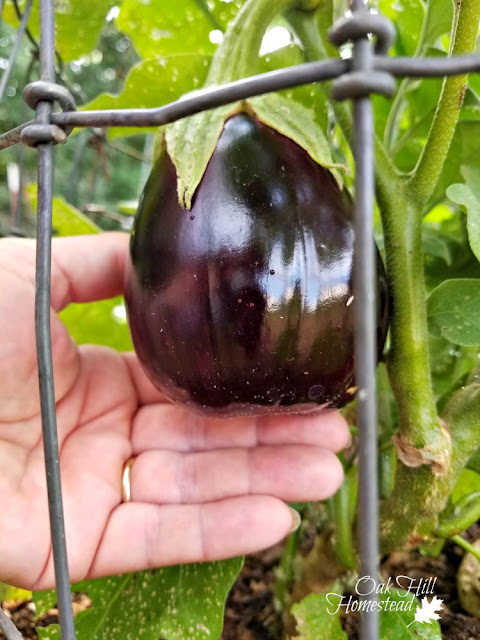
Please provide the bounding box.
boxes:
[124,113,389,416]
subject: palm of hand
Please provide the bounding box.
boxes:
[0,233,348,590]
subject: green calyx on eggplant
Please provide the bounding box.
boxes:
[125,112,390,416]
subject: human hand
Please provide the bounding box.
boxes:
[0,232,349,590]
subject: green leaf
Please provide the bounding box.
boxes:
[259,43,328,132]
[451,468,480,503]
[291,589,442,639]
[26,186,132,350]
[165,102,239,208]
[380,590,441,639]
[432,121,480,205]
[0,582,31,601]
[422,227,451,265]
[36,559,243,640]
[26,185,101,235]
[249,94,345,188]
[117,200,139,215]
[447,183,480,263]
[429,335,479,398]
[461,165,480,200]
[427,279,480,346]
[117,0,214,59]
[3,0,118,61]
[378,0,424,57]
[422,0,454,49]
[167,88,346,210]
[82,55,211,139]
[291,593,348,639]
[467,448,480,475]
[116,0,242,60]
[60,298,133,351]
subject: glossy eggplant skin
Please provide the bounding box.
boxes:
[125,113,389,417]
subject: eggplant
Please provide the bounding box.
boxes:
[125,113,389,416]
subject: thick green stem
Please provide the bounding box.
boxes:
[381,381,480,552]
[377,183,448,467]
[408,0,480,206]
[287,8,448,467]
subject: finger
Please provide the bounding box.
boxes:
[122,352,168,406]
[131,405,351,453]
[50,232,129,311]
[130,445,343,504]
[88,496,295,578]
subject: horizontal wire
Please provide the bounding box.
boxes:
[375,54,480,76]
[0,54,479,151]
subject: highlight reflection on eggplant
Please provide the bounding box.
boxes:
[125,113,389,416]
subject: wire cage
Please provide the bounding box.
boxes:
[0,0,479,639]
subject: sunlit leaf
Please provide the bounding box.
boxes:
[422,0,454,49]
[427,279,480,346]
[431,121,480,205]
[27,185,101,235]
[451,468,480,503]
[3,0,118,61]
[378,0,424,56]
[0,582,31,601]
[260,44,328,132]
[116,0,243,60]
[81,55,211,139]
[447,182,480,263]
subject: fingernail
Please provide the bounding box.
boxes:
[288,506,301,532]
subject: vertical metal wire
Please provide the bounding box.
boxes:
[0,0,33,103]
[351,2,379,639]
[35,0,76,637]
[0,608,23,640]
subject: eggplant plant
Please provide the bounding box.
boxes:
[2,0,479,638]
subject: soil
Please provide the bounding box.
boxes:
[2,529,480,640]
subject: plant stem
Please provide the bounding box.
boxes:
[408,0,480,208]
[206,0,294,85]
[380,0,480,470]
[451,535,480,563]
[437,495,480,538]
[381,380,480,552]
[287,8,449,467]
[378,183,448,466]
[274,525,302,610]
[332,476,357,569]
